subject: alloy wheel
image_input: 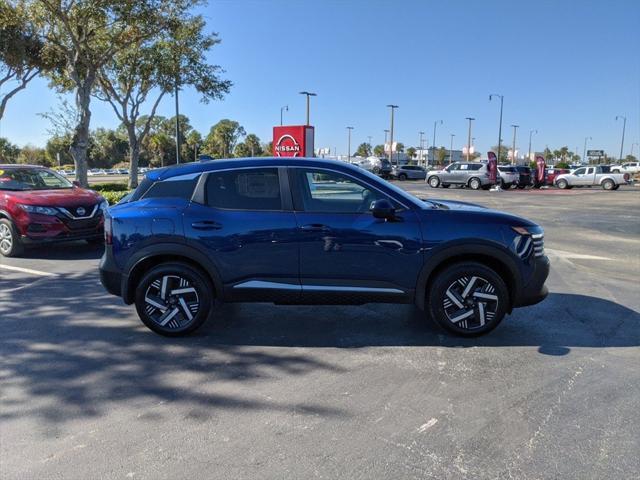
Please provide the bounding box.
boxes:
[0,223,13,255]
[143,274,200,330]
[442,275,499,331]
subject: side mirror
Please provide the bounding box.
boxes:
[72,180,80,187]
[370,198,396,220]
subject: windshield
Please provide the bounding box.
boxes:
[0,167,73,191]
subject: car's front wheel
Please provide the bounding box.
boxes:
[427,262,508,336]
[556,179,568,189]
[134,262,214,336]
[0,219,23,257]
[398,173,407,181]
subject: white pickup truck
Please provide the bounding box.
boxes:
[555,165,631,190]
[610,162,640,175]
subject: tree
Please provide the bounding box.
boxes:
[31,0,177,187]
[354,142,371,158]
[436,147,448,165]
[0,137,20,163]
[406,146,417,160]
[261,141,273,156]
[203,119,245,158]
[45,133,73,166]
[395,142,405,153]
[89,127,128,168]
[184,129,203,162]
[234,134,262,157]
[95,9,230,187]
[373,144,385,157]
[17,144,48,165]
[147,131,173,167]
[490,145,510,163]
[625,154,638,163]
[0,1,52,120]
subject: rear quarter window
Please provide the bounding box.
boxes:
[141,176,199,200]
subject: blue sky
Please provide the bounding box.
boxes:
[1,0,639,158]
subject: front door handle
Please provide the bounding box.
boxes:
[191,221,222,230]
[299,224,331,232]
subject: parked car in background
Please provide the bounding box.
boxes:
[610,162,640,174]
[391,165,427,181]
[514,166,533,188]
[545,167,569,185]
[497,166,519,189]
[555,166,631,190]
[100,157,549,338]
[117,168,129,175]
[352,157,393,178]
[427,162,492,190]
[0,165,107,256]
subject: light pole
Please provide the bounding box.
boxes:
[387,105,399,165]
[280,105,288,126]
[489,94,504,163]
[346,126,354,162]
[528,129,537,161]
[615,115,627,161]
[432,120,442,165]
[449,134,455,164]
[582,136,592,163]
[419,131,425,166]
[299,91,317,125]
[465,117,475,161]
[510,125,519,165]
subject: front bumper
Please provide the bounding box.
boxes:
[514,255,550,307]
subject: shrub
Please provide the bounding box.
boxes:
[91,182,129,192]
[101,190,130,205]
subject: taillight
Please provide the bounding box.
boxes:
[104,217,112,245]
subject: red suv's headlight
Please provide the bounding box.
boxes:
[18,204,58,215]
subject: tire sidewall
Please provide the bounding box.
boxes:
[0,218,23,257]
[557,179,567,189]
[427,262,509,336]
[134,262,213,336]
[428,176,440,188]
[602,180,614,190]
[469,178,481,190]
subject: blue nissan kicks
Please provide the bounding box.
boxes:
[99,158,549,337]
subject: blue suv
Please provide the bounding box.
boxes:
[99,158,549,337]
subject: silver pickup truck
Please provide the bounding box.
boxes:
[555,166,631,190]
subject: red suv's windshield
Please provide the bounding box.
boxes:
[0,168,73,191]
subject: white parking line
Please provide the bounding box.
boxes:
[0,264,58,277]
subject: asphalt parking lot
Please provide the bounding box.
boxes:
[1,184,639,479]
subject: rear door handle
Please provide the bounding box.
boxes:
[191,221,222,230]
[299,224,331,232]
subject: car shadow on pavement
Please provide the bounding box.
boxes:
[1,270,638,430]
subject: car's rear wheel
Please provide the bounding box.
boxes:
[427,262,508,336]
[602,179,614,190]
[468,177,481,190]
[134,262,214,336]
[428,176,440,188]
[398,173,407,181]
[0,219,23,257]
[556,179,568,189]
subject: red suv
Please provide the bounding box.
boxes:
[0,165,106,257]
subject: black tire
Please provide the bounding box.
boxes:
[427,262,509,336]
[134,262,214,336]
[468,177,481,190]
[398,173,407,181]
[428,176,440,188]
[556,179,568,189]
[500,179,507,189]
[0,218,24,257]
[442,184,450,188]
[612,184,620,190]
[602,179,614,190]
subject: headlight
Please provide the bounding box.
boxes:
[18,205,58,215]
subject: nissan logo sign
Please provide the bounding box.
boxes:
[274,134,301,157]
[76,207,86,216]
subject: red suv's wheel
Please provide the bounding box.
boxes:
[0,219,24,257]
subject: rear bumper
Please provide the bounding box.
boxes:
[99,246,123,297]
[514,255,550,307]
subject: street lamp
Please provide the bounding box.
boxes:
[299,91,317,125]
[465,117,475,161]
[346,126,354,162]
[432,120,442,165]
[280,105,288,126]
[489,94,504,163]
[387,105,399,165]
[527,129,538,161]
[510,125,519,165]
[449,134,455,164]
[615,115,627,161]
[582,136,592,163]
[419,131,425,166]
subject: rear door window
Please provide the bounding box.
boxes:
[205,168,282,210]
